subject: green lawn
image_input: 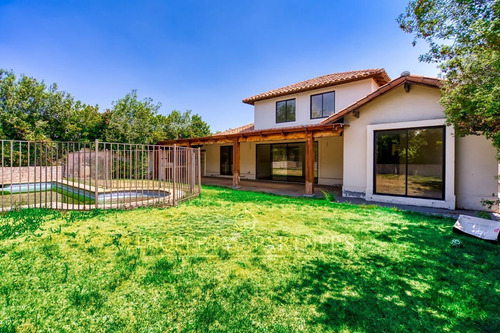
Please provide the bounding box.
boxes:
[0,186,499,332]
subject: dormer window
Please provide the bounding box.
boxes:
[311,91,335,119]
[276,99,296,123]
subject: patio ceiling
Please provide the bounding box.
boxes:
[158,123,345,146]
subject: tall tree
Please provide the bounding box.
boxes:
[104,90,164,144]
[159,110,211,140]
[398,0,500,158]
[0,70,212,144]
[0,69,102,142]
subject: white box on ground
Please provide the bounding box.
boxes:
[453,215,500,242]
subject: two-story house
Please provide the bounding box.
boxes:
[160,69,499,212]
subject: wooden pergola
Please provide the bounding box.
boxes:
[159,123,345,195]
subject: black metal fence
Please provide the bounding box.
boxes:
[0,140,201,211]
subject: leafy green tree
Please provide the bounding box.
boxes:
[0,70,211,144]
[159,110,211,140]
[0,69,102,142]
[104,90,164,144]
[398,0,500,158]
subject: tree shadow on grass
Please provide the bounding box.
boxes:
[279,211,500,332]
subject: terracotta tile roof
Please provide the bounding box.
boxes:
[242,69,391,105]
[217,123,254,135]
[321,75,442,124]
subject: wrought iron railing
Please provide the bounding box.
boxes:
[0,140,201,211]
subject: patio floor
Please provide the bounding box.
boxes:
[201,176,500,220]
[202,176,342,198]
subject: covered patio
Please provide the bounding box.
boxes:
[159,123,345,196]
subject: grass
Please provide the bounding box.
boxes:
[0,185,498,332]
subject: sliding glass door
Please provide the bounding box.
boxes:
[256,142,317,183]
[374,126,445,199]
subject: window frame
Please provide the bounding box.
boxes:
[310,91,335,119]
[275,99,296,123]
[373,125,446,200]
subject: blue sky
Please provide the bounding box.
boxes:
[0,0,439,132]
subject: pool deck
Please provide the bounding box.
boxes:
[202,176,500,220]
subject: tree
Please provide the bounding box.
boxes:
[0,70,212,144]
[104,90,165,144]
[159,110,211,140]
[398,0,500,158]
[0,69,103,142]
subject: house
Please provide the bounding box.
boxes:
[160,69,499,212]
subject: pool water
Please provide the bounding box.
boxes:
[1,182,170,203]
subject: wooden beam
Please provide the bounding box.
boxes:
[158,125,344,146]
[232,138,241,188]
[305,132,315,196]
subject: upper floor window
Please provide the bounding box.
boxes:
[311,91,335,119]
[276,99,296,123]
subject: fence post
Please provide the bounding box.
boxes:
[95,139,99,209]
[190,149,195,193]
[172,145,177,206]
[197,148,201,195]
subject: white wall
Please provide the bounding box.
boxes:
[204,144,222,177]
[342,84,499,211]
[241,142,256,180]
[455,135,499,211]
[253,79,376,130]
[318,136,343,185]
[343,85,445,197]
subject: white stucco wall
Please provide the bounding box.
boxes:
[342,84,499,211]
[455,135,499,211]
[203,144,222,177]
[253,79,377,130]
[241,142,256,180]
[318,136,343,185]
[343,85,445,196]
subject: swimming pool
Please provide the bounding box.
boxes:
[1,182,170,203]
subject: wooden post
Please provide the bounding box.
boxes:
[197,148,201,195]
[305,132,315,196]
[232,138,241,188]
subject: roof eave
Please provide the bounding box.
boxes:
[158,123,345,145]
[320,75,442,125]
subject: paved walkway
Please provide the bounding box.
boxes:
[202,177,500,220]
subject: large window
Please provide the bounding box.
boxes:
[256,142,317,183]
[220,146,233,176]
[374,126,445,199]
[276,99,296,123]
[311,91,335,119]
